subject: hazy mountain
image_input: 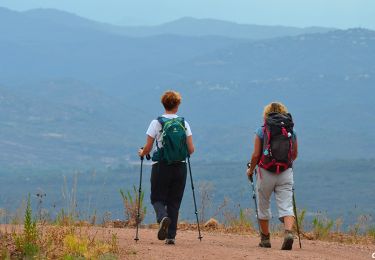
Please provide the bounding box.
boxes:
[0,6,374,168]
[0,7,245,87]
[173,28,375,80]
[12,8,334,40]
[152,29,375,161]
[23,8,113,32]
[114,17,334,39]
[0,77,163,171]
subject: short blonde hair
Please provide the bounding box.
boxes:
[263,102,288,118]
[161,90,182,110]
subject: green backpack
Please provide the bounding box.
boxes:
[152,116,188,164]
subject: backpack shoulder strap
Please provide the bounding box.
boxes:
[177,117,186,128]
[157,116,164,127]
[155,116,168,150]
[262,122,271,151]
[157,116,171,131]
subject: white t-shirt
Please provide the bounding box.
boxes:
[146,114,192,154]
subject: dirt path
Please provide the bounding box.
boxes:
[1,225,373,259]
[116,228,374,260]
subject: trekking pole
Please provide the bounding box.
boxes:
[248,169,261,235]
[134,154,144,242]
[134,149,150,242]
[292,187,302,249]
[187,155,203,241]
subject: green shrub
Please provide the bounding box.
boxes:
[367,226,375,240]
[14,194,39,258]
[312,215,333,239]
[295,208,306,232]
[0,245,11,260]
[350,214,372,236]
[24,195,37,244]
[226,208,254,231]
[120,186,146,226]
[55,208,75,226]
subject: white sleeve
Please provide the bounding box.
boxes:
[146,120,159,138]
[185,121,192,136]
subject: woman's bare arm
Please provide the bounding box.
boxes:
[139,135,154,157]
[186,135,195,155]
[247,135,262,176]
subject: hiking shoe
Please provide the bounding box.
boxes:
[259,232,271,248]
[157,217,171,240]
[281,230,294,250]
[165,238,175,245]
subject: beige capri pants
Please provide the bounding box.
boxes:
[256,167,294,220]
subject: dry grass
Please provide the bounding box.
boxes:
[0,224,119,259]
[120,186,146,227]
[0,183,120,259]
[0,179,150,259]
[302,231,375,245]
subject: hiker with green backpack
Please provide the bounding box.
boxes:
[138,90,195,245]
[246,102,298,250]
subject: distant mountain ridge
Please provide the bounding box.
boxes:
[112,16,335,39]
[2,7,334,39]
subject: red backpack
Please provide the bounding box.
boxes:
[258,113,294,174]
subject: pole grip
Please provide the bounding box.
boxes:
[140,147,144,160]
[140,147,151,160]
[246,162,254,182]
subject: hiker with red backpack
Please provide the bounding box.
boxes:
[138,90,195,245]
[246,102,298,250]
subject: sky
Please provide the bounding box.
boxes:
[0,0,374,29]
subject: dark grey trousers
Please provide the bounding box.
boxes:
[151,161,187,239]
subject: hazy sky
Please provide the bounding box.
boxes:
[0,0,374,29]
